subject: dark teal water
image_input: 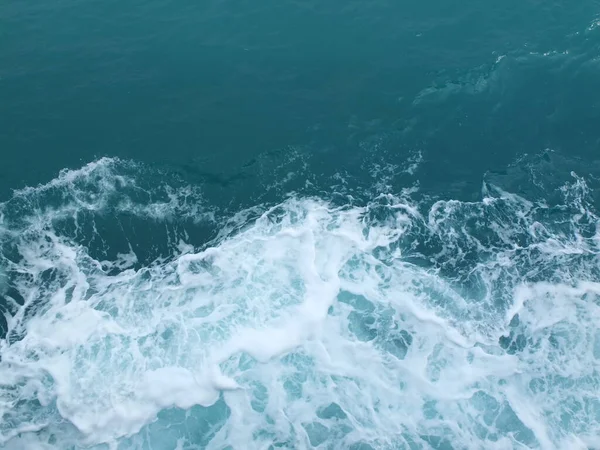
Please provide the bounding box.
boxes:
[1,1,600,449]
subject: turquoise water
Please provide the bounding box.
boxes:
[1,1,600,449]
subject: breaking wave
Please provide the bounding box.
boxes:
[1,155,599,449]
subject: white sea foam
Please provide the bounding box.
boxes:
[0,158,599,449]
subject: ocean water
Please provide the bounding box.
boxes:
[1,1,600,449]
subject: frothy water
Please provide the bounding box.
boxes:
[1,157,599,449]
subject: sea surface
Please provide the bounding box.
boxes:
[1,1,600,449]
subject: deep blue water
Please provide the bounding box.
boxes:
[1,1,600,449]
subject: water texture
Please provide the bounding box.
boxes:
[1,1,600,449]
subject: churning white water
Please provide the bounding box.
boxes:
[1,158,599,449]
